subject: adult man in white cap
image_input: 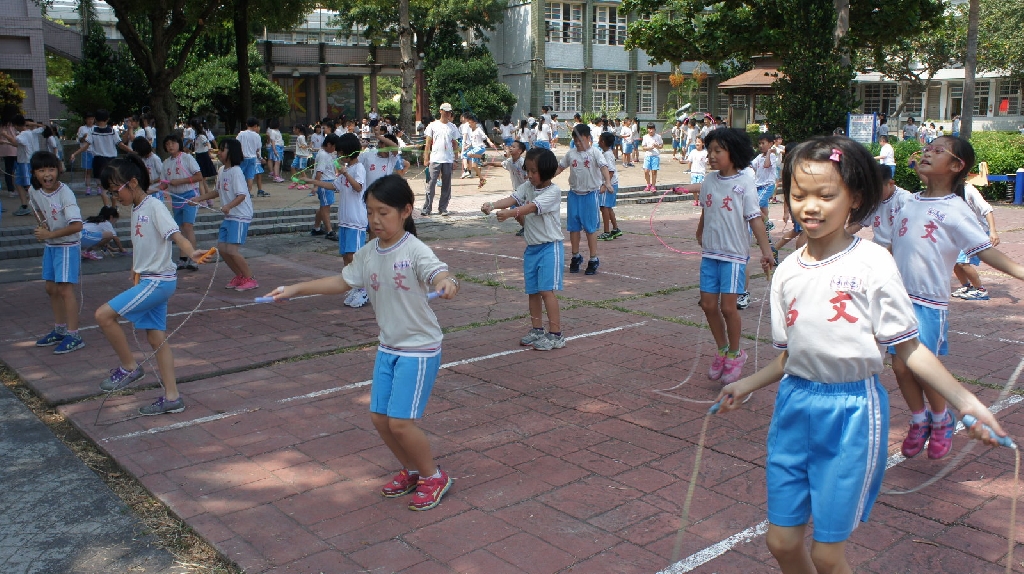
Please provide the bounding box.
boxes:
[421,102,460,216]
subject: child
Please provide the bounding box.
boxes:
[305,134,368,306]
[81,206,125,260]
[237,117,268,197]
[516,120,532,151]
[951,182,999,301]
[43,125,63,166]
[266,119,285,183]
[159,134,206,271]
[182,119,195,152]
[309,133,339,239]
[533,116,552,150]
[874,134,896,180]
[845,165,910,250]
[310,123,325,155]
[0,115,44,216]
[29,151,85,354]
[752,133,781,231]
[618,119,634,167]
[195,138,257,291]
[360,132,406,190]
[463,114,495,187]
[886,136,1024,459]
[714,135,1009,574]
[134,137,166,203]
[95,154,207,415]
[75,112,96,195]
[192,119,218,181]
[597,132,621,240]
[481,148,565,350]
[482,141,528,236]
[268,175,460,510]
[499,116,515,148]
[70,110,119,208]
[631,116,642,164]
[641,123,663,191]
[680,128,774,383]
[289,124,312,190]
[684,137,708,206]
[555,124,612,276]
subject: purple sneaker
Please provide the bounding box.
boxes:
[928,410,954,459]
[901,419,931,458]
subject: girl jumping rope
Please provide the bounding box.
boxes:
[267,175,460,510]
[714,135,1009,574]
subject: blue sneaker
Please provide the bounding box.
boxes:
[35,329,64,347]
[53,334,85,355]
[100,366,145,392]
[139,396,185,416]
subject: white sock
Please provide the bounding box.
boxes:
[910,410,928,425]
[928,409,948,424]
[426,468,441,479]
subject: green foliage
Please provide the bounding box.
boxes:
[746,124,762,147]
[173,46,288,130]
[977,0,1024,78]
[968,132,1024,200]
[426,53,515,122]
[366,76,401,118]
[58,26,148,121]
[762,52,856,142]
[0,71,25,112]
[868,139,925,192]
[45,53,74,96]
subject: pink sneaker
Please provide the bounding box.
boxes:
[235,277,260,291]
[719,350,748,384]
[288,183,298,189]
[81,250,101,261]
[901,419,931,458]
[928,410,954,459]
[708,350,727,380]
[225,275,244,289]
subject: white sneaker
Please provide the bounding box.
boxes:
[343,289,356,306]
[460,172,471,179]
[736,292,751,310]
[348,288,368,308]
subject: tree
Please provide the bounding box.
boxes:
[58,25,148,122]
[961,0,980,140]
[426,52,516,123]
[977,0,1024,78]
[0,72,26,113]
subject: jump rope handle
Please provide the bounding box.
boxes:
[196,247,218,264]
[708,395,728,414]
[961,414,1017,449]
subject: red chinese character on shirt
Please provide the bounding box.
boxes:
[898,217,908,237]
[369,272,380,291]
[704,193,712,207]
[827,292,858,323]
[785,298,798,327]
[50,206,58,221]
[369,164,376,171]
[393,271,411,291]
[720,196,733,211]
[134,222,143,237]
[873,215,881,228]
[583,159,590,168]
[572,160,578,168]
[921,221,939,243]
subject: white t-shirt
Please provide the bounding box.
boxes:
[30,183,81,245]
[217,165,252,223]
[310,133,324,152]
[500,123,515,139]
[752,152,780,186]
[878,143,895,166]
[424,121,457,164]
[130,195,180,281]
[517,126,533,144]
[619,125,632,139]
[558,146,608,194]
[194,133,211,154]
[771,237,919,383]
[83,220,115,236]
[162,153,202,196]
[535,123,552,143]
[76,125,92,147]
[341,233,448,352]
[183,126,195,143]
[14,128,41,163]
[267,128,284,147]
[315,149,338,181]
[459,122,471,143]
[699,170,761,263]
[630,123,640,141]
[359,124,371,140]
[602,149,619,186]
[686,148,708,174]
[886,193,992,309]
[294,135,311,158]
[963,183,994,231]
[641,133,663,158]
[468,126,489,148]
[336,162,367,230]
[86,126,119,158]
[359,150,402,189]
[512,181,563,245]
[143,153,164,195]
[861,186,911,248]
[685,127,697,146]
[501,156,527,190]
[237,130,262,159]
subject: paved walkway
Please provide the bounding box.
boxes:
[3,172,1024,572]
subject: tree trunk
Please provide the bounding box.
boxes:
[149,74,178,153]
[235,0,253,123]
[398,0,415,130]
[833,0,850,67]
[961,0,980,140]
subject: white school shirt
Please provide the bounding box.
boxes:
[469,126,489,148]
[535,123,552,143]
[237,130,262,159]
[76,125,92,147]
[130,196,180,280]
[500,123,515,139]
[878,143,895,166]
[15,128,43,163]
[315,149,338,181]
[686,148,708,174]
[672,125,682,140]
[30,183,82,245]
[46,135,61,158]
[310,132,324,153]
[602,149,619,186]
[86,126,119,158]
[861,186,911,248]
[182,127,195,142]
[512,181,564,245]
[631,123,640,141]
[143,153,164,194]
[642,133,663,158]
[217,165,252,223]
[517,126,533,144]
[267,129,283,147]
[335,162,367,230]
[771,237,919,383]
[341,232,448,353]
[886,193,992,309]
[699,170,761,263]
[752,152,780,186]
[963,183,993,231]
[194,133,211,154]
[558,146,608,194]
[294,135,311,158]
[162,153,202,196]
[83,220,115,236]
[359,150,401,188]
[685,126,697,146]
[459,122,471,143]
[424,120,457,164]
[144,126,157,146]
[501,156,527,190]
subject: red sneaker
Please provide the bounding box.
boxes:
[408,468,452,511]
[381,469,419,497]
[901,420,931,458]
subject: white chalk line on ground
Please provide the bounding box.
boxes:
[438,246,655,282]
[658,394,1024,573]
[101,321,647,442]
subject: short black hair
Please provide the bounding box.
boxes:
[95,109,110,122]
[322,133,340,150]
[336,133,361,158]
[29,151,63,187]
[599,131,615,149]
[571,123,592,141]
[100,153,150,191]
[524,147,557,181]
[246,117,259,127]
[757,133,774,143]
[510,141,527,153]
[132,136,152,156]
[163,133,184,151]
[220,137,244,167]
[703,128,755,171]
[781,135,881,224]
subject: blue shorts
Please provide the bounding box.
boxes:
[108,278,176,331]
[672,138,681,151]
[523,242,564,294]
[699,257,746,294]
[889,303,947,356]
[80,150,94,170]
[766,374,888,543]
[503,137,514,148]
[42,244,80,283]
[956,250,980,265]
[370,349,442,419]
[218,220,249,245]
[533,141,551,150]
[566,191,600,234]
[171,189,198,226]
[15,162,31,187]
[599,184,618,208]
[268,144,284,161]
[690,173,705,184]
[291,156,308,171]
[884,165,895,180]
[688,144,697,154]
[317,181,335,206]
[622,141,633,154]
[615,136,622,148]
[338,226,367,255]
[757,183,776,208]
[633,139,642,151]
[644,155,660,170]
[80,229,104,249]
[463,145,485,163]
[241,157,259,180]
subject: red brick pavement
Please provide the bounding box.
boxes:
[10,201,1024,572]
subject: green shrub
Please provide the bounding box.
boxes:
[746,124,761,148]
[968,132,1024,200]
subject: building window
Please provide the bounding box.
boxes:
[998,80,1019,116]
[697,79,709,113]
[593,5,627,46]
[545,71,582,114]
[863,83,897,116]
[1,69,32,90]
[546,2,583,44]
[902,86,923,117]
[973,82,991,116]
[716,90,730,120]
[638,74,654,113]
[593,73,626,113]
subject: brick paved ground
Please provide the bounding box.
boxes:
[5,175,1024,572]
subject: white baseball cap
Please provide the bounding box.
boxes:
[439,102,453,112]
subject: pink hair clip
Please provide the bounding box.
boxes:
[829,148,842,162]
